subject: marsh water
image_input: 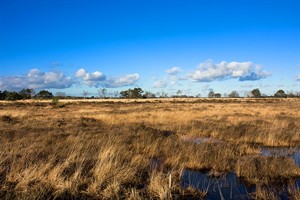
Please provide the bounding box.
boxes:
[180,137,300,199]
[260,146,300,167]
[183,136,300,166]
[181,170,255,199]
[181,169,300,200]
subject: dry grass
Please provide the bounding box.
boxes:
[0,98,299,199]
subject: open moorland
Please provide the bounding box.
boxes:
[0,98,299,199]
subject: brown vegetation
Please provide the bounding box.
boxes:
[0,98,299,199]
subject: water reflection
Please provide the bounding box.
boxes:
[181,170,299,199]
[260,147,300,166]
[181,170,255,199]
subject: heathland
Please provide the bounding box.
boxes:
[0,98,299,199]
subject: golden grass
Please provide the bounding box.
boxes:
[0,98,299,199]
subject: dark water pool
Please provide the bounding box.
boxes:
[181,170,255,199]
[181,170,299,200]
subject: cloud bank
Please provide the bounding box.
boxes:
[187,60,270,82]
[0,69,74,91]
[0,68,140,91]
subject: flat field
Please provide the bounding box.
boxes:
[0,98,299,199]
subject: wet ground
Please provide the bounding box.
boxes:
[261,146,300,167]
[181,169,299,199]
[180,136,300,199]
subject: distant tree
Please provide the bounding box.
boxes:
[19,88,34,99]
[286,91,300,98]
[143,91,156,98]
[251,88,261,98]
[98,88,107,98]
[120,88,144,98]
[208,90,215,98]
[195,93,201,98]
[83,90,89,99]
[120,90,129,98]
[274,89,287,98]
[228,90,240,98]
[0,91,7,100]
[112,91,119,98]
[5,91,23,100]
[35,90,53,99]
[131,88,143,98]
[160,91,168,98]
[214,93,221,98]
[176,90,182,96]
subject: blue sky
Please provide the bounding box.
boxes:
[0,0,299,97]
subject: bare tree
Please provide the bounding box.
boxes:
[228,90,240,98]
[176,90,182,96]
[208,89,215,98]
[98,88,107,99]
[83,90,89,99]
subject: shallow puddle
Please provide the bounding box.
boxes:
[182,170,299,199]
[180,137,300,198]
[181,170,255,199]
[260,147,300,166]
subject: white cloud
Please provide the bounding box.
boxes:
[165,66,181,75]
[104,73,139,88]
[75,68,87,78]
[297,74,300,81]
[0,69,74,91]
[187,60,270,82]
[75,68,106,86]
[76,68,139,88]
[153,80,167,88]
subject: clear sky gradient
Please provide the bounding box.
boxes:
[1,0,299,96]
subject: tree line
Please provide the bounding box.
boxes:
[0,88,299,101]
[0,89,53,100]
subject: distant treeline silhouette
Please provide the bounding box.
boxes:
[0,88,299,100]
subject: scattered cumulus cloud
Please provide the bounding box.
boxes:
[187,60,270,82]
[0,67,140,91]
[75,68,87,78]
[104,74,140,88]
[159,66,186,87]
[76,68,139,88]
[75,68,106,86]
[165,66,181,75]
[153,80,167,88]
[0,69,73,91]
